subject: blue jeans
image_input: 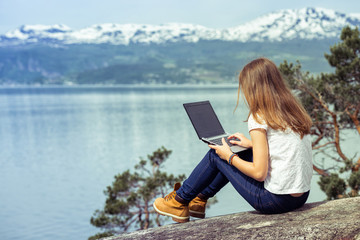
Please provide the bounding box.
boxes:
[176,149,309,214]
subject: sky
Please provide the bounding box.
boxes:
[1,0,360,34]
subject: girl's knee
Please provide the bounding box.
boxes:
[207,149,223,163]
[208,149,216,155]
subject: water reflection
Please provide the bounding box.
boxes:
[0,86,325,240]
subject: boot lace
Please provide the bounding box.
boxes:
[164,191,176,201]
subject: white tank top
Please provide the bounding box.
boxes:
[248,114,313,194]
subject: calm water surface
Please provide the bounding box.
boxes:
[0,86,326,240]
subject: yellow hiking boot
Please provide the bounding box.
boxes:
[189,196,207,218]
[153,182,189,223]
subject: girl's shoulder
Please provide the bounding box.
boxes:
[248,114,267,132]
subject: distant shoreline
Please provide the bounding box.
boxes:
[0,83,239,89]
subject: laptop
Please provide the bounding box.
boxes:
[183,100,247,153]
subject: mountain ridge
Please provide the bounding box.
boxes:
[0,7,358,85]
[1,7,359,46]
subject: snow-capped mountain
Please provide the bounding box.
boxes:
[1,23,223,45]
[1,7,359,46]
[224,7,360,41]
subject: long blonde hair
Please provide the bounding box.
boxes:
[236,58,312,138]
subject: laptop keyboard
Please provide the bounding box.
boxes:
[211,137,234,147]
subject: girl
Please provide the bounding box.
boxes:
[153,58,313,223]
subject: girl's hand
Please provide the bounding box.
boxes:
[208,138,233,161]
[228,133,253,149]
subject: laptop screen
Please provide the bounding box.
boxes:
[183,101,226,139]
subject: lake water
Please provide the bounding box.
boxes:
[0,86,327,240]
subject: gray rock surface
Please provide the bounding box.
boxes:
[104,197,360,240]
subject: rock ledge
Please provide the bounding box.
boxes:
[105,197,360,239]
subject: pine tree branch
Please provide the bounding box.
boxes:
[313,164,329,176]
[331,112,349,163]
[312,127,324,147]
[142,167,152,176]
[312,141,336,150]
[345,104,360,135]
[124,215,138,232]
[155,212,161,227]
[144,200,150,230]
[313,121,335,125]
[299,81,349,163]
[315,146,344,163]
[138,207,142,225]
